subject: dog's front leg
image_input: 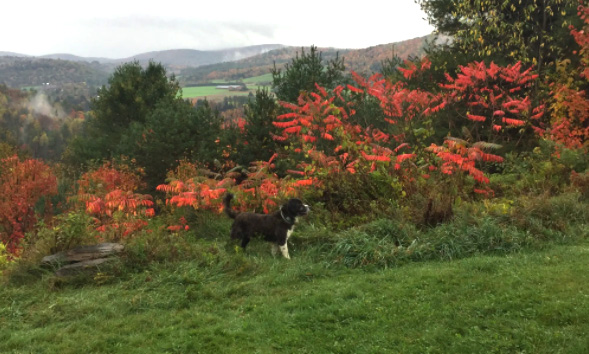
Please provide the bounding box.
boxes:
[278,242,290,259]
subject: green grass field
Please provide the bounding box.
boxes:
[2,192,588,353]
[243,73,273,85]
[180,73,272,99]
[2,218,589,353]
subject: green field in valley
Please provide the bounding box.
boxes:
[181,73,273,99]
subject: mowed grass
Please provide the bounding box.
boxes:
[181,73,272,99]
[243,73,273,85]
[2,240,589,353]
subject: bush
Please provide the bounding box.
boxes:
[33,211,96,255]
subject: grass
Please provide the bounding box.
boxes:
[180,73,272,99]
[2,193,588,353]
[2,241,589,353]
[243,73,273,85]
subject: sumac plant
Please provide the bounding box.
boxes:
[157,156,309,218]
[439,61,545,145]
[71,162,154,240]
[425,138,504,195]
[547,1,589,151]
[0,155,57,257]
[271,68,494,192]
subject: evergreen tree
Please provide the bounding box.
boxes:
[235,87,280,166]
[271,45,346,103]
[66,61,181,165]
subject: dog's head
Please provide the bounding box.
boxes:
[282,198,310,218]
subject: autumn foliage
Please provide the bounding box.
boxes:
[71,162,154,239]
[0,155,57,256]
[3,4,589,262]
[547,1,589,151]
[156,155,307,218]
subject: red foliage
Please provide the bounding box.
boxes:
[157,157,309,216]
[0,155,57,257]
[72,162,153,239]
[426,139,503,185]
[547,1,589,150]
[440,61,544,137]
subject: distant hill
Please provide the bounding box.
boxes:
[0,57,110,88]
[0,51,30,57]
[121,44,284,72]
[0,45,285,73]
[0,37,435,89]
[40,53,117,64]
[179,35,435,85]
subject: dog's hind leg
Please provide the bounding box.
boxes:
[271,244,279,257]
[240,236,250,250]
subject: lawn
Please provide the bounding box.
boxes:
[2,239,588,353]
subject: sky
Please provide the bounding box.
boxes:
[1,0,434,59]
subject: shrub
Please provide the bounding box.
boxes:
[33,211,96,254]
[0,155,57,257]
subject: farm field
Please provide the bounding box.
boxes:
[180,73,273,99]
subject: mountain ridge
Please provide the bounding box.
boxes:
[0,35,436,89]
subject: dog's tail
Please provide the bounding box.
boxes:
[223,193,239,219]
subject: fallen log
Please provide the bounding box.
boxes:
[41,243,124,277]
[54,258,117,277]
[42,243,124,265]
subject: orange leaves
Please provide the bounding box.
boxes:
[322,132,334,141]
[294,179,314,186]
[426,139,503,188]
[545,6,589,151]
[396,153,416,163]
[273,120,299,128]
[502,118,525,127]
[441,61,544,138]
[467,114,487,122]
[284,126,302,134]
[157,155,311,216]
[361,151,391,162]
[72,162,153,239]
[0,155,57,256]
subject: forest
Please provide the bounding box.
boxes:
[1,1,589,352]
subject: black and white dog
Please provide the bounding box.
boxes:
[223,193,309,259]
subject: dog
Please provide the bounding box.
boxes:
[223,193,309,259]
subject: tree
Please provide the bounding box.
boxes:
[416,0,580,75]
[66,61,182,165]
[118,99,226,190]
[271,46,346,103]
[234,87,281,166]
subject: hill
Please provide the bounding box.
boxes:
[0,45,285,73]
[178,35,434,85]
[121,44,284,73]
[0,57,110,88]
[0,51,29,57]
[0,37,433,89]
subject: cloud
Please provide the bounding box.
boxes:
[1,0,434,58]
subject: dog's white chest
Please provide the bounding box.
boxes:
[286,227,294,240]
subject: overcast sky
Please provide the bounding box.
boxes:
[1,0,434,59]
